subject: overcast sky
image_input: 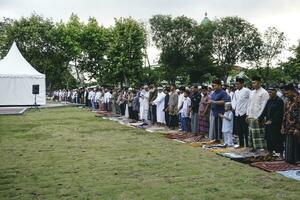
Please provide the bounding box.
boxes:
[1,0,300,64]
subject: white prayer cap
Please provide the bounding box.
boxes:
[144,85,149,89]
[157,87,163,90]
[176,89,180,92]
[128,87,133,91]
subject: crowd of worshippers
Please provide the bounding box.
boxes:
[52,77,300,164]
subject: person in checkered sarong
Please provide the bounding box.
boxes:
[246,76,269,152]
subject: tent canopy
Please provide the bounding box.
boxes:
[0,42,44,78]
[0,42,46,106]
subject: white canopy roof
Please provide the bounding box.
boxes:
[0,42,44,78]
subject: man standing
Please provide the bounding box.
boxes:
[208,79,229,142]
[190,86,201,135]
[282,84,300,164]
[152,87,166,125]
[260,87,284,157]
[163,88,170,128]
[232,77,251,148]
[140,85,150,124]
[127,88,134,119]
[167,84,178,130]
[104,89,112,111]
[246,76,269,152]
[177,86,186,131]
[149,85,158,124]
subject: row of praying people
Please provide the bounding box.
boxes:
[106,78,299,164]
[51,78,299,164]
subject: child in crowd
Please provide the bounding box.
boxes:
[219,102,234,147]
[181,90,191,133]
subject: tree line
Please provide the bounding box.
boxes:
[0,13,299,91]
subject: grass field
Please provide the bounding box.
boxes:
[0,107,299,200]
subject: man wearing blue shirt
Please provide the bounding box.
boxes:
[208,79,229,142]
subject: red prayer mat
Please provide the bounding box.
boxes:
[250,161,300,172]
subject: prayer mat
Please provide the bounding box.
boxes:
[203,144,225,149]
[183,136,210,143]
[146,127,168,132]
[163,133,193,140]
[277,170,300,181]
[217,152,245,159]
[216,152,275,163]
[250,161,300,172]
[190,143,204,147]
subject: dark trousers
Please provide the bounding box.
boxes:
[150,105,157,123]
[169,114,178,129]
[129,106,133,119]
[285,134,300,164]
[132,110,139,121]
[265,124,284,153]
[120,103,126,115]
[236,114,249,147]
[214,116,223,140]
[165,112,170,127]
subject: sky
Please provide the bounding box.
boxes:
[1,0,300,64]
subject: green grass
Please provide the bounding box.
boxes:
[0,107,299,200]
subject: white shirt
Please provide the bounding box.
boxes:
[233,87,251,117]
[104,92,112,103]
[95,91,102,102]
[181,97,191,118]
[247,87,269,119]
[88,91,94,100]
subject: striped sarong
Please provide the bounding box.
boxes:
[248,118,267,150]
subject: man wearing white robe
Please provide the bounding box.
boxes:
[152,87,166,124]
[140,85,150,123]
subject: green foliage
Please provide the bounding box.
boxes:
[212,16,262,81]
[0,14,75,91]
[107,17,146,87]
[150,15,197,83]
[0,14,146,89]
[280,41,300,83]
[80,17,109,82]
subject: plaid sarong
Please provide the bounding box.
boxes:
[199,114,209,135]
[248,118,267,150]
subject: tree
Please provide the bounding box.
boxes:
[107,17,146,87]
[150,15,225,84]
[280,41,300,83]
[150,15,196,83]
[188,21,220,83]
[257,27,286,81]
[0,14,74,91]
[212,16,262,81]
[80,17,109,82]
[56,14,84,86]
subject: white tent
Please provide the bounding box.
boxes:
[0,42,46,106]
